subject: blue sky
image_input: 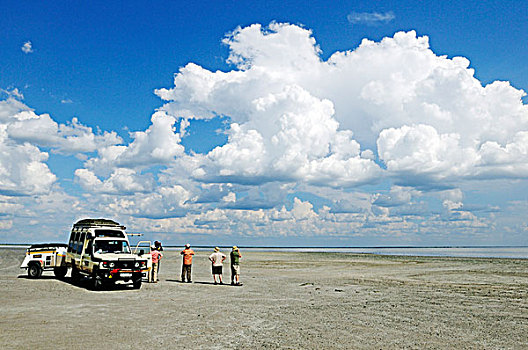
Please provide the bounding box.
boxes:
[1,0,527,246]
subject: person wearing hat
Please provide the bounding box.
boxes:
[150,245,163,283]
[154,240,164,251]
[154,240,164,278]
[208,247,226,284]
[180,243,195,283]
[230,246,242,285]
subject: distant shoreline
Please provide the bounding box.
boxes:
[2,243,527,249]
[3,244,528,259]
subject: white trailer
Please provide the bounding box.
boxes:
[20,243,69,278]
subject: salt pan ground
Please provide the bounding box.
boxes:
[1,248,527,349]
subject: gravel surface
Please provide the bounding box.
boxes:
[1,248,527,349]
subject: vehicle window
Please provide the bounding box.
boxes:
[94,230,125,238]
[77,232,86,254]
[68,231,75,252]
[72,232,80,254]
[132,242,151,254]
[94,240,131,254]
[85,240,93,256]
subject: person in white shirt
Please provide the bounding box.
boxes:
[208,247,226,284]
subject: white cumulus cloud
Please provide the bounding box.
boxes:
[151,23,528,192]
[1,98,122,154]
[0,128,56,195]
[3,22,528,245]
[0,97,124,196]
[81,110,185,176]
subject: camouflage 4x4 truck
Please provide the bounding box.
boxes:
[65,219,148,289]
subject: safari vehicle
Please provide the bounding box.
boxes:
[20,243,68,278]
[65,219,148,289]
[132,241,153,282]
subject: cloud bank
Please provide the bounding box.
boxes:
[2,23,527,244]
[0,98,121,195]
[154,23,528,188]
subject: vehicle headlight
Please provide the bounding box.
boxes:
[135,262,140,268]
[109,262,115,268]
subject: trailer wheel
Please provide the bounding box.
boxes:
[54,267,68,279]
[28,263,42,278]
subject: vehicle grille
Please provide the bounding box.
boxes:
[116,259,140,269]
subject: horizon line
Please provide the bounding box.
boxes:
[1,243,527,249]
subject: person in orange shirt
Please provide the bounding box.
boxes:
[180,243,195,283]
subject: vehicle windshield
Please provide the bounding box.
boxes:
[94,229,125,238]
[93,240,131,254]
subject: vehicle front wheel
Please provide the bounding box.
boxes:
[28,263,42,278]
[132,278,142,289]
[70,264,80,282]
[54,267,68,279]
[92,273,105,290]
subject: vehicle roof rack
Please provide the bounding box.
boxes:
[73,219,126,230]
[29,243,68,249]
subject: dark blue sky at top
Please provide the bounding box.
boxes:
[1,0,527,149]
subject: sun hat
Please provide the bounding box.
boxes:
[185,243,190,248]
[232,246,238,250]
[214,247,220,252]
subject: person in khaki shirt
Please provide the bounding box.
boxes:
[208,247,226,284]
[180,243,195,283]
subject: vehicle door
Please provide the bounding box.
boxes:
[133,241,152,281]
[80,233,93,272]
[45,252,54,268]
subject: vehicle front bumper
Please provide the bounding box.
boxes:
[96,269,145,282]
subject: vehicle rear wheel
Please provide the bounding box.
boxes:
[54,266,68,279]
[133,277,142,289]
[28,263,42,278]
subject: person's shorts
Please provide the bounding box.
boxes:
[212,265,223,275]
[231,264,240,274]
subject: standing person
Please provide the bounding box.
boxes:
[150,246,163,283]
[180,243,195,283]
[208,247,226,284]
[230,246,242,285]
[154,240,163,277]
